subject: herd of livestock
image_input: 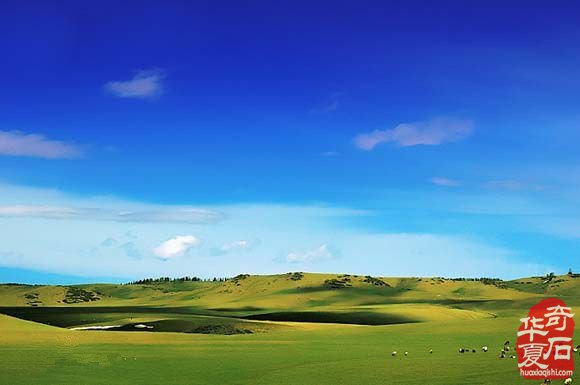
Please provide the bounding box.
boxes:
[390,340,578,384]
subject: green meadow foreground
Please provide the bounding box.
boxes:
[0,273,578,384]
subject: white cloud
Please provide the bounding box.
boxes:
[0,205,78,219]
[0,131,81,159]
[104,69,165,99]
[430,177,461,187]
[154,235,200,260]
[0,205,223,224]
[354,118,473,150]
[210,239,257,256]
[0,182,559,280]
[115,208,223,223]
[286,244,335,263]
[221,239,252,252]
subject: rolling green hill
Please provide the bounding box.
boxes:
[0,272,578,385]
[1,272,578,330]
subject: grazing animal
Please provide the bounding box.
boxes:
[459,348,465,354]
[505,346,510,351]
[499,351,506,359]
[391,351,397,357]
[404,351,408,356]
[542,379,551,384]
[472,349,476,353]
[482,346,488,352]
[564,378,572,385]
[429,349,433,354]
[504,340,510,346]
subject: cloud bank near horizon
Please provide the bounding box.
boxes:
[0,182,556,281]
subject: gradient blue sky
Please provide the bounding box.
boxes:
[1,0,579,283]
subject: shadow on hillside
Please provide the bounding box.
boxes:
[242,311,417,325]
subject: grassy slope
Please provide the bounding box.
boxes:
[0,273,578,384]
[2,273,578,322]
[3,272,570,307]
[0,274,528,306]
[1,312,578,385]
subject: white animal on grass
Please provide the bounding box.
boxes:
[391,351,397,357]
[404,351,408,356]
[481,346,488,352]
[564,378,572,385]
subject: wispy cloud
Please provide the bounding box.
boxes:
[104,69,165,99]
[90,234,142,259]
[120,242,142,259]
[354,117,474,150]
[286,244,335,263]
[484,180,547,192]
[220,239,253,252]
[210,239,257,256]
[313,100,339,113]
[321,151,340,157]
[99,237,117,247]
[430,177,461,187]
[310,92,343,114]
[154,235,200,260]
[338,233,550,278]
[0,131,81,159]
[0,182,558,279]
[0,205,223,224]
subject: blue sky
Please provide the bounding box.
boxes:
[1,0,579,283]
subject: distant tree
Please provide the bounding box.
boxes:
[544,272,556,283]
[127,275,203,285]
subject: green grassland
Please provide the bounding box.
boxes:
[0,272,578,384]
